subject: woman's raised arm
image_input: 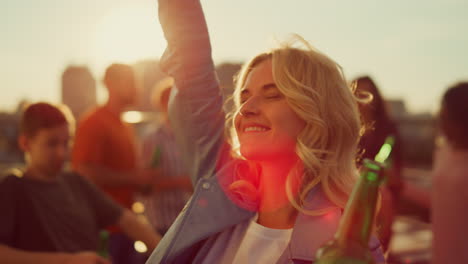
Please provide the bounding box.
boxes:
[158,0,225,186]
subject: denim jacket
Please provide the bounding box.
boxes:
[146,0,384,263]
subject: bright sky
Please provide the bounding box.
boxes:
[2,0,467,113]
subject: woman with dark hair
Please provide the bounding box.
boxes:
[355,76,400,165]
[355,76,403,253]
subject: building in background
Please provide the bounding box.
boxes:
[0,101,29,172]
[387,99,435,168]
[216,62,242,113]
[61,66,97,119]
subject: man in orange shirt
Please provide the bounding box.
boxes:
[72,63,158,264]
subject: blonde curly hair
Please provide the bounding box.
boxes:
[225,35,362,215]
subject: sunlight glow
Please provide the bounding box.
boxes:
[134,240,148,253]
[132,202,145,214]
[93,3,165,66]
[122,111,144,124]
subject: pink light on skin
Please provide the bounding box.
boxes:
[323,212,335,221]
[217,150,304,214]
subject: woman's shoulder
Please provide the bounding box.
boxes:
[301,184,341,212]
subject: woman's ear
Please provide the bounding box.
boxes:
[18,134,29,152]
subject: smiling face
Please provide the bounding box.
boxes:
[234,59,305,161]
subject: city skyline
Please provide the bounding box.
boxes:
[2,0,468,114]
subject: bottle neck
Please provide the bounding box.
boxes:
[335,164,383,248]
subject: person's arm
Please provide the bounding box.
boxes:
[139,131,192,193]
[73,173,161,251]
[117,210,162,252]
[153,176,193,192]
[400,181,430,210]
[74,163,157,188]
[158,0,226,186]
[0,245,109,264]
[72,118,156,188]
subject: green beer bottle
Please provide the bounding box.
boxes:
[97,230,110,259]
[315,137,394,264]
[150,146,162,168]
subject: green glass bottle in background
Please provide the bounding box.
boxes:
[97,230,110,259]
[139,146,163,196]
[315,137,394,264]
[150,146,162,168]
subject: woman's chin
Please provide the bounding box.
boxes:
[240,147,267,161]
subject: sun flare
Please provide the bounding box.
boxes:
[93,3,165,66]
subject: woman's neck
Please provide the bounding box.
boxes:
[256,156,302,229]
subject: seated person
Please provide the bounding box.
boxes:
[431,82,468,264]
[0,102,161,264]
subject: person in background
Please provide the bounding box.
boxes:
[146,0,385,263]
[431,82,468,264]
[0,102,160,264]
[138,77,192,235]
[72,63,159,264]
[354,76,403,253]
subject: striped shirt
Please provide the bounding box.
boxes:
[138,124,191,233]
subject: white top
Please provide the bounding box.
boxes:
[202,216,293,264]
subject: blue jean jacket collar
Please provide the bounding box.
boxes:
[281,185,342,263]
[149,163,345,263]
